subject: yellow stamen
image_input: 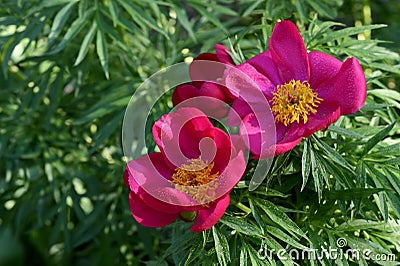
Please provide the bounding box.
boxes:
[171,158,219,206]
[270,80,322,126]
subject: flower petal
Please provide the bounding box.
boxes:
[275,137,303,155]
[190,45,233,82]
[236,63,276,97]
[269,20,309,82]
[245,50,282,86]
[317,57,366,115]
[153,108,214,164]
[172,84,197,106]
[172,82,229,117]
[308,51,343,88]
[126,153,201,213]
[190,194,230,232]
[275,100,341,143]
[239,113,276,158]
[214,44,234,65]
[129,192,180,228]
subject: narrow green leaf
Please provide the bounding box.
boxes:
[97,9,131,53]
[49,7,95,54]
[116,0,168,38]
[74,22,97,66]
[212,227,230,266]
[108,0,119,27]
[312,136,355,173]
[305,0,336,18]
[294,0,307,23]
[328,126,366,139]
[183,235,204,266]
[321,24,386,43]
[264,225,309,250]
[47,1,78,46]
[96,29,109,79]
[301,139,311,191]
[310,144,324,201]
[242,0,263,17]
[325,188,389,200]
[220,217,262,237]
[189,3,228,34]
[369,89,400,102]
[174,6,196,41]
[362,122,396,156]
[255,199,305,238]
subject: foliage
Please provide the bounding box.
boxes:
[0,0,399,265]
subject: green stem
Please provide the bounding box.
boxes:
[235,202,252,215]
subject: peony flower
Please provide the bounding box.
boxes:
[172,45,237,117]
[227,20,366,156]
[124,107,245,232]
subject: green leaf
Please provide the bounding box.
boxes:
[212,226,230,266]
[328,125,366,139]
[255,199,305,238]
[362,122,396,156]
[312,136,355,173]
[301,139,311,191]
[325,188,389,200]
[189,3,228,34]
[108,0,119,27]
[174,6,196,41]
[47,1,78,46]
[96,29,109,79]
[306,0,336,18]
[220,216,262,237]
[49,7,95,54]
[74,22,97,66]
[116,0,168,38]
[264,225,309,250]
[321,24,387,43]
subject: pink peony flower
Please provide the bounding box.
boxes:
[227,20,366,156]
[172,45,237,117]
[124,107,245,232]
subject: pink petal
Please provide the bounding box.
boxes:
[123,169,130,188]
[228,98,252,126]
[236,63,276,98]
[200,127,232,173]
[213,149,246,197]
[172,82,229,117]
[190,45,233,82]
[308,51,343,88]
[275,137,303,155]
[245,50,282,85]
[317,57,366,115]
[153,108,214,165]
[190,194,230,232]
[172,84,197,106]
[126,153,201,213]
[297,101,341,138]
[214,44,234,65]
[269,20,309,82]
[239,112,276,158]
[129,192,180,228]
[273,101,341,155]
[152,113,170,152]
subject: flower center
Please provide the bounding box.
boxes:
[171,158,219,205]
[270,80,323,126]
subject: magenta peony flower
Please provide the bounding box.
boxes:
[228,20,366,156]
[124,107,245,232]
[172,45,236,117]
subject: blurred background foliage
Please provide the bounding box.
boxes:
[0,0,399,265]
